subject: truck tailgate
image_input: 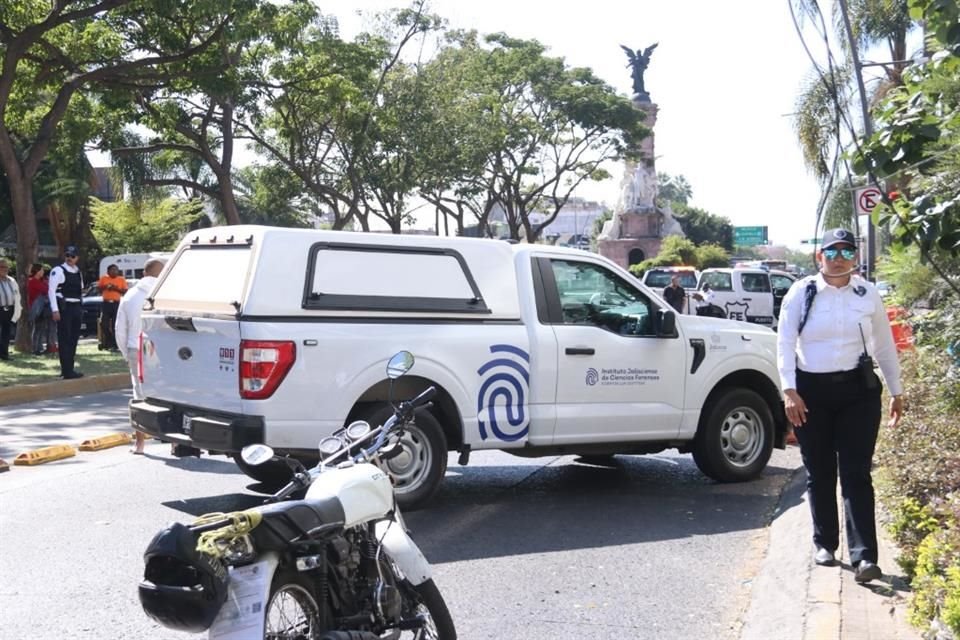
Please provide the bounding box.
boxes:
[140,314,243,414]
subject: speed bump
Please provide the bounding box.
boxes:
[79,433,133,451]
[13,445,77,466]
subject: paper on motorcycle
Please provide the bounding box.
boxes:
[208,560,270,639]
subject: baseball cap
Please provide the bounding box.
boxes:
[820,228,857,249]
[64,245,79,257]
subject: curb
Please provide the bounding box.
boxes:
[0,373,130,407]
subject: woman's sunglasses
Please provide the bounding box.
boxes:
[823,247,856,261]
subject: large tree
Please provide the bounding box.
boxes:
[0,0,230,351]
[109,0,308,225]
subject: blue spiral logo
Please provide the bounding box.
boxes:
[585,368,599,386]
[476,344,530,442]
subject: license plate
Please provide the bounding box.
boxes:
[182,414,193,434]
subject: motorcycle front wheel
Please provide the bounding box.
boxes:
[398,578,457,640]
[265,571,322,640]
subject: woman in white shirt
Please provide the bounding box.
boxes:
[776,228,904,584]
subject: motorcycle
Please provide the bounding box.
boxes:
[139,351,457,640]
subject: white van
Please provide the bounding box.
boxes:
[99,252,172,278]
[696,268,776,328]
[130,226,787,509]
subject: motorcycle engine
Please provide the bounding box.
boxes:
[374,580,402,621]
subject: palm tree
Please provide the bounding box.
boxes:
[790,0,917,228]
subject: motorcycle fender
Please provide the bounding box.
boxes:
[207,552,279,639]
[375,520,432,585]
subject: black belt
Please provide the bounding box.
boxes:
[797,369,859,383]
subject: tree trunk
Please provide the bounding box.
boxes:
[218,174,241,225]
[9,175,39,353]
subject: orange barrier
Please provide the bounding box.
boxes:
[886,306,915,353]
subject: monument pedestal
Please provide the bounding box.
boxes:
[598,236,663,270]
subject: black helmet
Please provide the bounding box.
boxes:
[138,522,229,632]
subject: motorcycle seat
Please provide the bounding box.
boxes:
[251,497,346,551]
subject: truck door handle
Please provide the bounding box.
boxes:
[565,347,595,356]
[741,297,752,301]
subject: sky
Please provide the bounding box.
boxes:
[330,0,831,248]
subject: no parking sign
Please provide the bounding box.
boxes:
[855,186,883,216]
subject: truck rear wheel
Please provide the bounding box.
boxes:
[692,388,773,482]
[361,403,448,511]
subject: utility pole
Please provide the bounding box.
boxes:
[837,0,877,280]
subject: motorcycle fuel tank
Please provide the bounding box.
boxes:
[306,462,395,528]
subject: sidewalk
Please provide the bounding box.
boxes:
[740,468,920,640]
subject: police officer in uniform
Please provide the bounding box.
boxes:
[777,228,904,583]
[47,245,85,379]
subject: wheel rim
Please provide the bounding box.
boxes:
[265,583,320,640]
[719,405,764,468]
[385,424,433,495]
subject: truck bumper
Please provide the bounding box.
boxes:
[130,398,264,453]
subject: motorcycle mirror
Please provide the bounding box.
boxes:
[386,351,415,379]
[345,420,372,441]
[240,444,275,466]
[318,436,343,458]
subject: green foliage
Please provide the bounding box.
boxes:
[695,243,731,269]
[90,197,203,255]
[672,203,734,251]
[657,173,692,206]
[234,165,311,228]
[853,0,960,255]
[631,236,698,273]
[876,345,960,629]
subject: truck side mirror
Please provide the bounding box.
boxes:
[657,309,677,337]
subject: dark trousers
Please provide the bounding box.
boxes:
[57,302,82,376]
[0,306,12,359]
[794,369,882,565]
[100,300,119,349]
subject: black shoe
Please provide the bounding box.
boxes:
[62,371,85,379]
[854,560,882,583]
[814,548,837,566]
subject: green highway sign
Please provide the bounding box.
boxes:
[734,225,768,246]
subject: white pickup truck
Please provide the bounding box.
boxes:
[131,226,787,509]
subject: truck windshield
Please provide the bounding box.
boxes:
[645,271,697,289]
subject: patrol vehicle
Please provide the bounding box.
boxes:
[130,226,788,509]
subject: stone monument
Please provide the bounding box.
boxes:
[598,43,685,269]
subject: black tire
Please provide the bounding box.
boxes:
[265,570,323,639]
[233,454,295,489]
[692,388,774,482]
[408,578,457,640]
[360,403,448,511]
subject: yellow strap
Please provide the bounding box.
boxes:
[194,510,263,558]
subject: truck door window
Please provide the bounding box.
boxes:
[550,260,654,336]
[740,273,771,293]
[700,272,733,291]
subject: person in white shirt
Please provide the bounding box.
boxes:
[115,258,165,454]
[0,258,21,360]
[776,228,904,584]
[691,284,716,316]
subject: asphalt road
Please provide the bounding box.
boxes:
[0,392,802,639]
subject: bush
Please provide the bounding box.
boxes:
[877,344,960,636]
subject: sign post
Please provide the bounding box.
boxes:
[853,186,883,280]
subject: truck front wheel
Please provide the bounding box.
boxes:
[692,388,773,482]
[361,403,448,511]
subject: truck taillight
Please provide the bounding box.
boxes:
[239,340,296,400]
[137,332,144,383]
